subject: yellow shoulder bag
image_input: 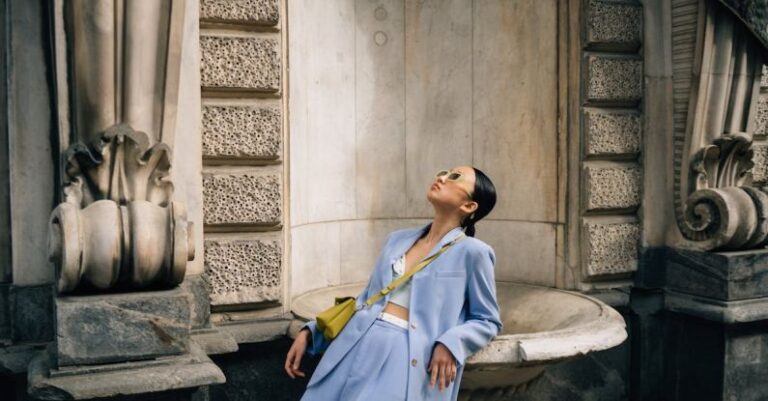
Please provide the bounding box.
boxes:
[315,233,466,341]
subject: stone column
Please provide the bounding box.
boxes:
[657,1,768,400]
[27,1,225,399]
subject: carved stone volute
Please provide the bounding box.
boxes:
[672,0,768,251]
[47,0,193,293]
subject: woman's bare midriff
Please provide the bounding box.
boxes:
[383,301,409,320]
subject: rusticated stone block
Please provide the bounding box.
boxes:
[203,173,281,226]
[55,288,190,366]
[584,110,641,155]
[202,105,281,159]
[583,221,639,276]
[204,239,282,306]
[584,164,641,210]
[754,94,768,137]
[586,55,642,103]
[586,0,642,50]
[753,144,768,185]
[200,0,279,26]
[200,35,280,91]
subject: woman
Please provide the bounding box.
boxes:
[285,165,503,401]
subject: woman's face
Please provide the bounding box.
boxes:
[426,165,478,216]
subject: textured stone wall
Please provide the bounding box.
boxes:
[579,0,643,280]
[752,65,768,186]
[199,0,285,309]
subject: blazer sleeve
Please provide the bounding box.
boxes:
[300,231,396,356]
[433,244,503,367]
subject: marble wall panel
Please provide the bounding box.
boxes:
[473,0,559,222]
[404,0,473,217]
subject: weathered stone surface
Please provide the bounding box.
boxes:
[754,94,768,137]
[0,283,9,343]
[200,0,279,26]
[28,343,224,401]
[191,328,239,355]
[181,274,212,329]
[202,105,281,159]
[586,0,642,50]
[585,55,642,103]
[200,35,280,91]
[664,304,768,400]
[55,288,191,366]
[11,284,54,343]
[762,64,768,88]
[203,173,282,226]
[584,110,641,155]
[204,239,282,306]
[0,343,44,374]
[583,221,639,276]
[667,247,768,301]
[584,164,642,210]
[753,143,768,184]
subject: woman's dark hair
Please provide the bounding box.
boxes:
[460,167,497,237]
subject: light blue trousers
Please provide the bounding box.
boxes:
[300,317,409,401]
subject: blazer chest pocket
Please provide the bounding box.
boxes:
[435,269,467,278]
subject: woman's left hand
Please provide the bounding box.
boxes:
[428,342,457,392]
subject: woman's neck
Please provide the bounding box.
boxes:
[422,215,462,244]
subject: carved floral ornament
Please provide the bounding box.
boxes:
[673,0,768,251]
[47,0,193,293]
[48,125,194,293]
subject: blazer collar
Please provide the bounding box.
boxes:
[390,222,466,265]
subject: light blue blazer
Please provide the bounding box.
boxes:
[301,222,504,401]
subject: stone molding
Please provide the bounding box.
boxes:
[47,1,195,293]
[671,0,768,251]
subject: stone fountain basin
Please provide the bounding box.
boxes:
[290,281,627,389]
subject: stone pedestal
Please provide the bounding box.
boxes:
[28,342,224,400]
[663,248,768,401]
[26,288,226,400]
[55,287,191,367]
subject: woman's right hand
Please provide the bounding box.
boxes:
[285,328,311,379]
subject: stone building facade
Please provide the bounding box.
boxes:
[1,0,768,400]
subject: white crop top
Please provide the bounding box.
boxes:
[388,253,411,308]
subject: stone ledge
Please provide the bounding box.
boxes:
[191,328,239,355]
[584,288,631,307]
[213,314,292,345]
[666,247,768,301]
[27,343,225,401]
[664,289,768,324]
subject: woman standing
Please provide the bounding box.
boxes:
[285,165,503,401]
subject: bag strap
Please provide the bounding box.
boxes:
[359,233,467,309]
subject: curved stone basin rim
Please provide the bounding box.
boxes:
[291,281,628,369]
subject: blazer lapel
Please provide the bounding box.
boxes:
[388,222,466,275]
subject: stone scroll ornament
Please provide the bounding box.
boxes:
[673,0,768,251]
[48,125,194,293]
[47,0,193,293]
